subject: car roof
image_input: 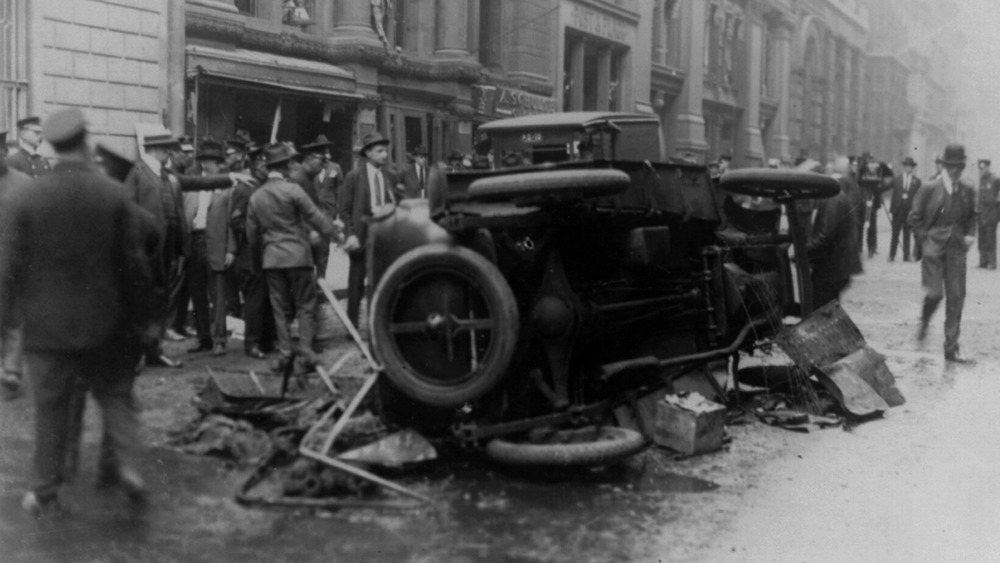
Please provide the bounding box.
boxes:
[478,112,659,133]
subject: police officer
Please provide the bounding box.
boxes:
[5,116,52,178]
[0,108,155,516]
[976,158,1000,270]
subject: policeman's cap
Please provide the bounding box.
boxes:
[979,159,992,167]
[42,108,88,151]
[17,116,41,130]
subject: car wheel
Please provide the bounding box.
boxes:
[370,244,519,409]
[467,169,631,203]
[484,426,647,468]
[719,169,841,200]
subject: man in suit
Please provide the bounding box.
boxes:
[908,143,978,363]
[123,132,246,368]
[291,141,338,277]
[401,144,429,199]
[0,130,31,400]
[341,132,403,328]
[976,159,1000,270]
[0,108,155,516]
[301,134,343,220]
[247,143,337,368]
[808,156,862,308]
[888,157,921,262]
[5,116,51,178]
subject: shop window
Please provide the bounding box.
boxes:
[0,0,26,133]
[404,116,423,155]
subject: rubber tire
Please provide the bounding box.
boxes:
[370,244,519,409]
[467,169,631,202]
[485,426,647,468]
[719,168,840,200]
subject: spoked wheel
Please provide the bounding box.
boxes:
[485,426,647,468]
[370,244,519,408]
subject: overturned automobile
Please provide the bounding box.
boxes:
[364,112,837,467]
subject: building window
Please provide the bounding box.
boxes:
[0,0,27,133]
[283,0,315,28]
[479,0,503,68]
[652,0,679,67]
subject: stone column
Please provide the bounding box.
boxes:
[435,0,469,59]
[311,0,335,35]
[854,48,866,154]
[568,37,585,111]
[597,48,612,111]
[669,0,708,156]
[168,0,186,134]
[738,18,765,166]
[332,0,379,42]
[770,21,792,162]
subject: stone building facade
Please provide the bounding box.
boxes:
[1,0,166,158]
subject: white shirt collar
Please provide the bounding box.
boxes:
[267,171,284,179]
[942,172,955,195]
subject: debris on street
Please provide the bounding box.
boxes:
[653,392,727,455]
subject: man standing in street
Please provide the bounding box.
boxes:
[401,145,429,199]
[808,156,862,307]
[5,116,52,178]
[341,132,402,329]
[0,130,31,400]
[0,108,155,516]
[889,157,921,262]
[909,143,978,363]
[976,158,1000,270]
[247,143,336,369]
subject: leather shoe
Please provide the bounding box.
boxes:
[945,353,973,364]
[22,491,64,519]
[146,353,182,368]
[164,328,186,341]
[188,340,213,353]
[212,343,227,357]
[245,346,266,359]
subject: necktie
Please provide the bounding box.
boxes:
[418,165,425,197]
[374,171,383,206]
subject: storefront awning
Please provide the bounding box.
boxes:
[186,45,359,99]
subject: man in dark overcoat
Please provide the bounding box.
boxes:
[340,132,403,328]
[0,130,31,399]
[5,116,51,178]
[888,156,922,262]
[400,144,429,199]
[0,109,156,516]
[976,158,1000,270]
[909,143,978,363]
[808,157,863,307]
[247,143,336,367]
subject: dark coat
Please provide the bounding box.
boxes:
[317,162,343,219]
[5,146,52,178]
[340,163,402,253]
[908,177,978,246]
[400,161,429,199]
[0,162,32,201]
[978,173,1000,225]
[808,178,862,281]
[0,161,155,350]
[889,173,921,218]
[246,176,336,270]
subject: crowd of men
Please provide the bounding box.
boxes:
[0,108,437,518]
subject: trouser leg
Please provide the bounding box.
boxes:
[26,351,77,501]
[2,321,23,380]
[921,243,945,326]
[902,224,912,260]
[889,217,903,259]
[210,271,229,345]
[172,277,190,333]
[87,346,143,479]
[943,243,967,356]
[866,200,879,254]
[266,270,293,356]
[346,253,366,328]
[187,232,211,343]
[288,268,319,355]
[242,269,274,351]
[985,220,998,269]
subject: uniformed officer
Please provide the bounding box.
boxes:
[5,116,52,178]
[0,108,156,516]
[0,129,31,399]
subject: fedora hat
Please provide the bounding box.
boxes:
[301,134,333,152]
[359,131,389,155]
[143,132,179,149]
[941,143,967,166]
[95,144,135,182]
[901,156,917,167]
[263,142,296,167]
[196,139,225,162]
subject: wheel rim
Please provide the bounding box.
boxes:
[385,264,502,389]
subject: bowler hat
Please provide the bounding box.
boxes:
[901,156,917,167]
[42,108,88,150]
[301,134,333,153]
[359,132,389,155]
[263,142,296,167]
[143,133,179,149]
[941,143,967,166]
[16,116,40,130]
[979,158,992,166]
[196,139,225,162]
